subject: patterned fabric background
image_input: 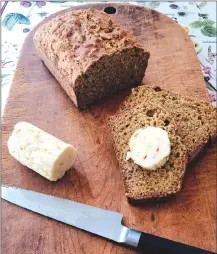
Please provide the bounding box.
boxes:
[1,1,217,114]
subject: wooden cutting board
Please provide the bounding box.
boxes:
[2,3,216,254]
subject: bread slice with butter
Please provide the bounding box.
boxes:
[125,85,217,162]
[108,103,188,203]
[8,122,77,181]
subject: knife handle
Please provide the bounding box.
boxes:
[137,232,215,254]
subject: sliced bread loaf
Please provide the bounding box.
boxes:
[121,86,216,161]
[34,9,150,108]
[108,103,188,202]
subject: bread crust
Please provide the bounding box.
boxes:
[35,46,78,106]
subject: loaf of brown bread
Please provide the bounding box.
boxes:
[33,9,150,108]
[108,103,188,202]
[121,85,216,161]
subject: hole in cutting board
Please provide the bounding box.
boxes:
[104,6,116,14]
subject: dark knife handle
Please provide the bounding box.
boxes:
[137,232,215,254]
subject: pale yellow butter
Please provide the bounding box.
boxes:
[126,127,170,170]
[8,122,77,181]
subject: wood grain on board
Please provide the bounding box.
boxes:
[2,3,216,254]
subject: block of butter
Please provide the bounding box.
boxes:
[8,122,77,181]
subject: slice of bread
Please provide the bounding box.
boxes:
[108,103,188,202]
[122,85,216,161]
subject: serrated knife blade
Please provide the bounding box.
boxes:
[1,185,214,254]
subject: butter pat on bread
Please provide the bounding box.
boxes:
[126,127,171,170]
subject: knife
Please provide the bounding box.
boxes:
[1,186,215,254]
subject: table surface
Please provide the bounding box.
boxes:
[1,1,217,116]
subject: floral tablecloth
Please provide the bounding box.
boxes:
[1,1,217,114]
